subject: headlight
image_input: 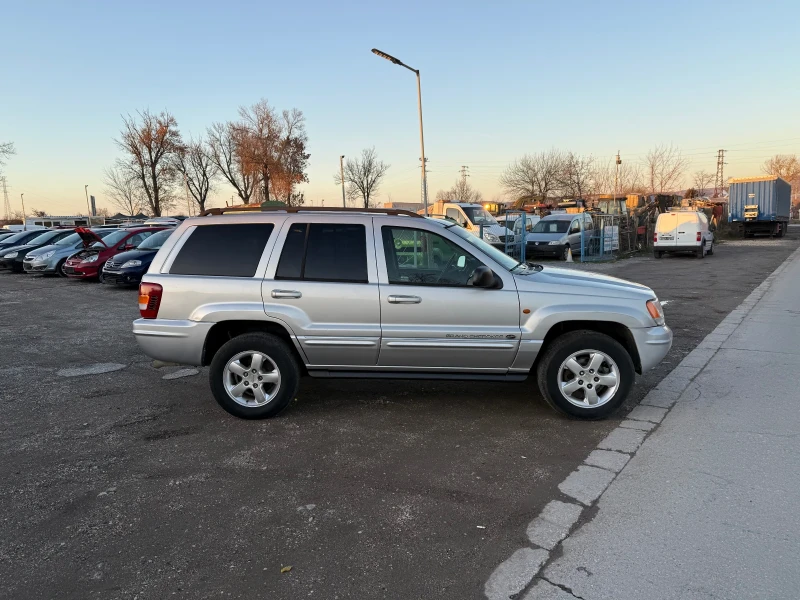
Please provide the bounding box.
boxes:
[121,260,142,268]
[39,250,55,260]
[547,240,562,245]
[646,299,665,325]
[4,251,18,258]
[80,255,99,264]
[483,232,500,243]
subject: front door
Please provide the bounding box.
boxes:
[374,219,521,372]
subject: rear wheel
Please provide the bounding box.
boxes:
[707,242,714,255]
[654,251,663,259]
[696,244,704,258]
[209,332,300,419]
[536,330,634,419]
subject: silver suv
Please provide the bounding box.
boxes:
[133,207,672,420]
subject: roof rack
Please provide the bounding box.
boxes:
[199,206,424,218]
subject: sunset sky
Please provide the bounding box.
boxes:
[2,0,799,215]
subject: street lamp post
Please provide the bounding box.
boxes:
[20,193,26,230]
[371,48,429,216]
[340,155,347,207]
[84,184,91,224]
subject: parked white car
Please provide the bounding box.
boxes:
[654,209,714,259]
[439,203,516,248]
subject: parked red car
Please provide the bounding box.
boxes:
[64,227,166,281]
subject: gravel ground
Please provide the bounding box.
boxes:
[0,230,797,600]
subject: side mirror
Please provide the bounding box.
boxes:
[472,266,495,288]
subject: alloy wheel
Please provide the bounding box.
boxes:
[557,349,620,408]
[223,351,282,408]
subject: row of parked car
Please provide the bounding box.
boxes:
[0,224,176,285]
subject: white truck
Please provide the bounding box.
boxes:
[429,202,516,249]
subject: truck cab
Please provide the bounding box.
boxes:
[440,203,515,248]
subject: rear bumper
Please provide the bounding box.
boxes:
[631,325,673,372]
[133,318,213,366]
[654,244,700,253]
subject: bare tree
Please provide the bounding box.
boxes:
[692,170,716,196]
[175,137,218,213]
[558,152,595,198]
[207,122,257,205]
[0,141,14,176]
[500,149,565,202]
[31,208,48,217]
[104,163,146,216]
[762,154,800,183]
[592,160,645,195]
[645,144,689,194]
[269,109,310,206]
[115,110,183,216]
[436,176,483,203]
[333,147,389,208]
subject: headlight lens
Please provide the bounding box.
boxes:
[483,232,500,243]
[39,250,55,260]
[4,251,18,258]
[548,240,562,245]
[121,260,142,268]
[647,299,665,325]
[80,255,99,264]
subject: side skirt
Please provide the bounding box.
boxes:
[307,370,528,382]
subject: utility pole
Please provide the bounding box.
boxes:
[20,193,26,230]
[614,151,622,200]
[1,177,10,222]
[714,149,727,198]
[339,155,346,207]
[184,173,192,216]
[84,185,91,222]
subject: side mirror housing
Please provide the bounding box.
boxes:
[472,266,495,288]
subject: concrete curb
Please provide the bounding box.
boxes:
[483,244,800,600]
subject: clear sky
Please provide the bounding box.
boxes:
[2,0,799,215]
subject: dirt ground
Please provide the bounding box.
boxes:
[1,229,797,600]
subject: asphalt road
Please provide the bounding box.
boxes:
[1,231,797,600]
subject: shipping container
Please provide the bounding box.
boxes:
[728,176,791,237]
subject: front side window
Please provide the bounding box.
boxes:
[275,222,368,283]
[569,220,581,234]
[445,208,464,225]
[382,226,484,286]
[170,223,275,277]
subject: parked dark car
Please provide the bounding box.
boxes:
[0,229,75,272]
[64,227,166,281]
[0,230,51,254]
[102,228,176,286]
[0,232,18,244]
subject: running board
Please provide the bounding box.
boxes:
[307,370,528,382]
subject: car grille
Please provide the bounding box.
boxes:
[498,235,507,243]
[105,259,120,269]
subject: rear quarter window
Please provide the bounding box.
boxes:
[169,223,274,277]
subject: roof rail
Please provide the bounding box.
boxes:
[199,206,424,218]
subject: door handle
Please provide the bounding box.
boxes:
[271,289,302,299]
[388,294,421,304]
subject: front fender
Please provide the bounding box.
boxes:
[523,303,651,340]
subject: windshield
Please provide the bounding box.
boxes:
[0,233,14,242]
[448,223,520,272]
[24,230,62,245]
[462,207,498,226]
[531,220,570,234]
[93,229,130,248]
[3,230,45,245]
[137,228,173,250]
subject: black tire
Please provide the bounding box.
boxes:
[654,251,663,259]
[97,262,107,283]
[561,245,571,261]
[536,330,635,419]
[707,242,714,255]
[696,244,704,259]
[209,332,300,419]
[56,259,68,277]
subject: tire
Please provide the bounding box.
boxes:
[696,244,704,259]
[209,332,300,419]
[97,262,107,283]
[536,330,635,419]
[561,245,570,261]
[56,259,67,277]
[707,242,714,255]
[654,251,663,259]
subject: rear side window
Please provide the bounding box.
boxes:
[275,222,368,283]
[170,223,274,277]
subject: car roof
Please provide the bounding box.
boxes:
[541,213,578,220]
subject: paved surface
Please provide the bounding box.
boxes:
[0,233,797,600]
[528,245,800,600]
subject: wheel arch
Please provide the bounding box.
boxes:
[533,320,642,374]
[202,320,308,371]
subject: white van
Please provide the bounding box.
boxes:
[654,209,714,259]
[439,202,516,249]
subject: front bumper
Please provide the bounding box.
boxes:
[526,243,564,258]
[64,263,100,279]
[631,325,673,372]
[133,318,214,366]
[23,259,54,273]
[103,268,144,286]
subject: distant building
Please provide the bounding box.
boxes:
[382,201,424,212]
[26,215,105,228]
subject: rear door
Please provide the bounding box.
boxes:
[374,218,521,372]
[656,213,678,247]
[262,218,381,367]
[676,213,699,247]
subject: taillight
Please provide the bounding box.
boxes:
[138,282,162,319]
[653,233,657,243]
[696,231,702,242]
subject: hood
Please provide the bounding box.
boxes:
[74,227,108,249]
[527,232,567,242]
[514,266,654,300]
[110,248,158,265]
[483,223,515,236]
[25,243,66,259]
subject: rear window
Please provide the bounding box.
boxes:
[275,222,368,283]
[170,223,275,277]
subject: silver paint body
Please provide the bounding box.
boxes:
[133,213,672,376]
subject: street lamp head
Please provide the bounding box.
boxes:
[340,155,345,159]
[372,48,402,65]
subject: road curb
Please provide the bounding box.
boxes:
[483,243,800,600]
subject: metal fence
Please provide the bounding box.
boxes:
[580,214,621,262]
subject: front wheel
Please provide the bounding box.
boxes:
[209,332,300,419]
[56,259,68,277]
[97,262,107,283]
[536,330,635,419]
[561,245,571,261]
